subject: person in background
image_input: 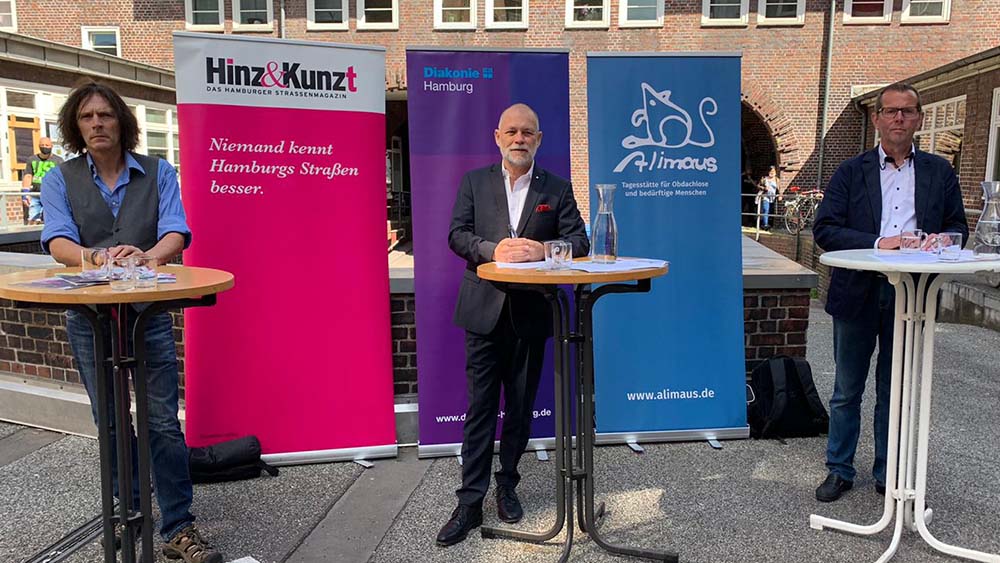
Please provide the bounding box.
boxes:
[757,166,779,230]
[22,137,63,224]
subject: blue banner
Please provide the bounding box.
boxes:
[587,53,747,437]
[407,49,571,454]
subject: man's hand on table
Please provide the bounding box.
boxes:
[494,238,544,263]
[107,245,143,259]
[877,236,902,250]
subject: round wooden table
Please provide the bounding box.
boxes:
[810,250,1000,563]
[477,260,674,563]
[0,265,234,563]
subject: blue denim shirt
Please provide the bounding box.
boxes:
[40,153,191,253]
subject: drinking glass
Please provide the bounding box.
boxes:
[108,255,136,291]
[80,247,109,279]
[133,254,158,289]
[544,240,572,270]
[900,230,924,254]
[934,232,963,262]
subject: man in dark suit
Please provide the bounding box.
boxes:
[436,103,589,546]
[812,83,968,502]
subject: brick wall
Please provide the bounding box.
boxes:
[0,241,45,254]
[12,1,998,219]
[4,284,809,395]
[4,197,25,226]
[744,288,811,377]
[390,293,417,395]
[1,293,416,397]
[0,300,187,387]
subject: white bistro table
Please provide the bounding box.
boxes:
[810,249,1000,563]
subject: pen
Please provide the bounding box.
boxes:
[508,223,517,239]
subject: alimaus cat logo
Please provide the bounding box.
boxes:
[614,82,719,174]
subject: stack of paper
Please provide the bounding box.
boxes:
[570,258,668,273]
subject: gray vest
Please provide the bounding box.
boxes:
[61,153,160,251]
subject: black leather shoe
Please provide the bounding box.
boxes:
[876,483,886,495]
[815,473,854,502]
[496,486,524,524]
[436,505,483,547]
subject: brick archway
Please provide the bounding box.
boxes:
[741,89,803,177]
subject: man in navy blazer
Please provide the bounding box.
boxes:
[812,83,968,502]
[437,104,589,546]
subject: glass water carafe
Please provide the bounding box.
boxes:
[974,181,1000,258]
[592,184,618,263]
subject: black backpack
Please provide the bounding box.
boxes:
[188,436,279,484]
[747,356,829,439]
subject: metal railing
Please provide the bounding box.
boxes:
[742,190,985,243]
[741,189,822,241]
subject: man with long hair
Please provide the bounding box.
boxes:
[39,79,222,563]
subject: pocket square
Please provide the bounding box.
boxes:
[535,204,552,213]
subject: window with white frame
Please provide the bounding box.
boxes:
[757,0,805,24]
[619,0,663,27]
[233,0,274,29]
[139,107,181,171]
[81,27,121,57]
[912,96,965,169]
[307,0,347,30]
[987,89,1000,181]
[486,0,528,28]
[6,88,35,110]
[185,0,224,29]
[0,0,16,31]
[901,0,949,23]
[565,0,609,28]
[435,0,476,29]
[0,88,171,183]
[702,0,748,25]
[844,0,891,23]
[358,0,398,30]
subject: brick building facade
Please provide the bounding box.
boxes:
[8,0,999,218]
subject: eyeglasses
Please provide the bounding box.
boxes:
[877,106,921,120]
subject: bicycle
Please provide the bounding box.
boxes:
[782,187,824,235]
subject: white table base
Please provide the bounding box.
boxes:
[809,272,1000,563]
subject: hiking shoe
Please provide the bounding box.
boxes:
[99,522,123,551]
[162,525,223,563]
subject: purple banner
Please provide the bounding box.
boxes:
[407,49,571,454]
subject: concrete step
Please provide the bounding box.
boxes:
[0,426,63,467]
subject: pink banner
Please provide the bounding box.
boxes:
[174,33,394,459]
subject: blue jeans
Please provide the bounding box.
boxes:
[761,200,771,227]
[24,191,42,221]
[826,278,894,485]
[66,308,194,541]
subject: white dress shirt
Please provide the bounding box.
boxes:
[502,162,534,238]
[876,144,917,246]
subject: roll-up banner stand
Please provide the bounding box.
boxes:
[174,32,396,463]
[407,48,570,457]
[586,53,749,443]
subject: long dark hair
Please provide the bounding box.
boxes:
[58,79,140,154]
